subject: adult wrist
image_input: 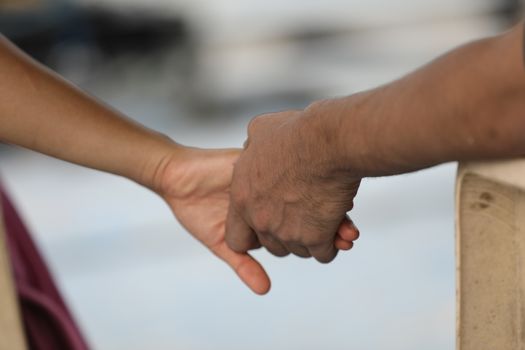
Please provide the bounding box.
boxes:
[302,93,376,179]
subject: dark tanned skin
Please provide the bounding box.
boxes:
[226,22,525,264]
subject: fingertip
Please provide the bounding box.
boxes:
[257,234,290,257]
[212,242,271,295]
[251,277,272,295]
[307,237,339,263]
[337,219,360,241]
[335,238,354,251]
[315,253,338,264]
[238,257,271,295]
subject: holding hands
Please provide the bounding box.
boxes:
[4,21,523,295]
[153,147,272,295]
[225,107,361,264]
[153,139,360,295]
[0,33,361,296]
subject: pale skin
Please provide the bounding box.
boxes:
[0,35,363,295]
[0,36,271,294]
[226,22,525,263]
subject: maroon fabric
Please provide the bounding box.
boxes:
[1,188,89,350]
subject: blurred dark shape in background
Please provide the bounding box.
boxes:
[0,0,190,98]
[495,0,524,23]
[0,0,188,66]
[0,0,523,112]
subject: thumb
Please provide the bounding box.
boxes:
[211,242,271,295]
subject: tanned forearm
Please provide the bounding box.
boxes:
[0,35,180,189]
[224,22,525,264]
[306,22,525,178]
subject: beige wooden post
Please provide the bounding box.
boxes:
[0,205,27,350]
[456,159,525,350]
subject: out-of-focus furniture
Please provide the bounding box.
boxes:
[0,207,27,350]
[456,159,525,349]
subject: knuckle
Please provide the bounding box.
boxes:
[303,233,326,247]
[251,210,272,233]
[262,242,284,257]
[242,137,250,149]
[259,234,289,257]
[315,253,336,264]
[303,99,329,115]
[247,115,264,136]
[231,187,249,208]
[278,232,294,244]
[272,249,290,258]
[290,247,311,258]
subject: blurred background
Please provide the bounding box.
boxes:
[0,0,523,349]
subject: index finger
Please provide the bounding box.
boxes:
[308,241,338,264]
[225,202,260,252]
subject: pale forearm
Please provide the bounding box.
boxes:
[0,35,179,189]
[309,22,525,178]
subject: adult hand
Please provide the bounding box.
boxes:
[154,147,271,295]
[225,105,361,263]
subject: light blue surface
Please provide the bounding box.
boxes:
[0,150,457,350]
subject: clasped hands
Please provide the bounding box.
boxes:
[158,99,361,295]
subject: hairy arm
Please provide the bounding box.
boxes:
[522,21,525,65]
[314,21,525,178]
[226,22,525,263]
